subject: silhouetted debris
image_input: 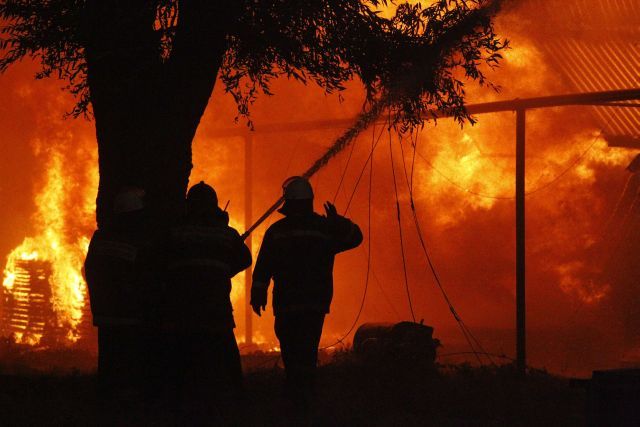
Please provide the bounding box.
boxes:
[353,321,440,365]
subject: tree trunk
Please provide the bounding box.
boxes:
[84,0,236,230]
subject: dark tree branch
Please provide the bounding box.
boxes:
[0,0,507,229]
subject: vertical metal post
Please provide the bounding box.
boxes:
[244,133,253,345]
[515,109,526,375]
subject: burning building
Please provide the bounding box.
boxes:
[1,132,97,347]
[0,0,638,376]
[1,257,56,345]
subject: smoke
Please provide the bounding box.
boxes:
[188,0,639,375]
[1,0,638,375]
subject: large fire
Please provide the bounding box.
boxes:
[0,0,638,375]
[2,147,97,345]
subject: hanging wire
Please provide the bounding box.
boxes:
[261,141,302,232]
[343,124,387,215]
[247,114,605,363]
[389,124,417,323]
[601,171,637,239]
[522,130,603,197]
[393,130,606,366]
[416,152,517,200]
[329,121,403,322]
[332,135,358,203]
[368,258,403,320]
[242,111,612,369]
[410,131,418,193]
[414,130,604,200]
[399,135,494,365]
[398,134,414,194]
[241,100,386,240]
[322,122,376,350]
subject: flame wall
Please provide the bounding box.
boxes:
[0,61,97,345]
[0,0,638,375]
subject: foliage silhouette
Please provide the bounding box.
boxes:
[0,0,507,227]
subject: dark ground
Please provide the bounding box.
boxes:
[0,342,585,426]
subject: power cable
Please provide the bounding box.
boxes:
[343,126,401,320]
[409,185,491,364]
[410,131,418,193]
[241,99,385,240]
[331,123,403,323]
[398,134,414,194]
[389,126,417,323]
[403,130,605,366]
[332,135,358,203]
[343,124,386,215]
[321,122,376,350]
[368,259,403,320]
[416,151,516,200]
[414,130,604,200]
[400,137,494,365]
[397,132,490,364]
[412,173,494,364]
[522,130,603,197]
[261,141,301,232]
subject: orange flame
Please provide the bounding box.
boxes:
[2,147,97,345]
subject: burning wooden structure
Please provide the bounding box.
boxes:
[1,259,57,345]
[1,257,93,347]
[0,0,638,377]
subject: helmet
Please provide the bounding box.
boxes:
[282,176,313,200]
[113,187,145,214]
[187,181,218,208]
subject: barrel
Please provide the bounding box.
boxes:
[353,321,439,363]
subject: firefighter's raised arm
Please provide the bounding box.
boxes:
[324,201,363,253]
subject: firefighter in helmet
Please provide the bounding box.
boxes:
[251,176,362,405]
[165,181,251,401]
[84,186,162,396]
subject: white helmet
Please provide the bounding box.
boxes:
[282,176,313,200]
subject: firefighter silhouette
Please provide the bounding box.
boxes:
[165,181,251,402]
[84,186,163,396]
[252,176,363,406]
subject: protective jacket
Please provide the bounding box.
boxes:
[253,212,362,316]
[166,209,251,330]
[84,222,160,327]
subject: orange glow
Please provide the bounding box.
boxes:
[2,147,97,345]
[0,0,638,376]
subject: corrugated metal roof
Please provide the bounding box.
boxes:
[537,0,640,143]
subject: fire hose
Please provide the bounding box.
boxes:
[240,100,385,240]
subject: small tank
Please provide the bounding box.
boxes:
[353,321,440,363]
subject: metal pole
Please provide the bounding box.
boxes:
[244,133,253,345]
[516,109,526,375]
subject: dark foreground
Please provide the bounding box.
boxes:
[0,350,585,426]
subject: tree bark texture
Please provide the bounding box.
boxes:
[84,0,235,230]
